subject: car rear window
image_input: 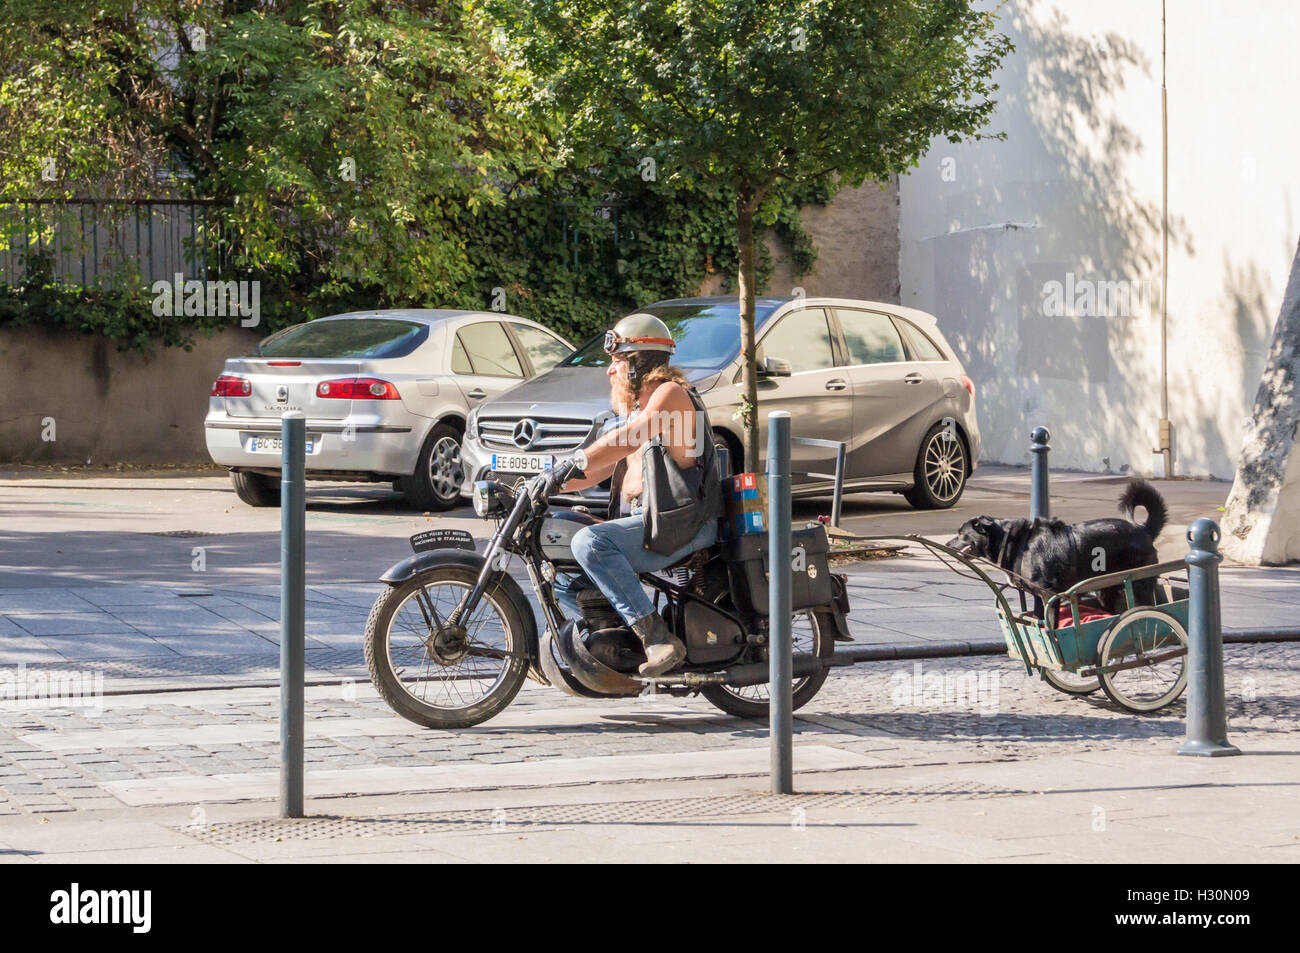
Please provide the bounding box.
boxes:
[837,309,906,365]
[258,319,428,359]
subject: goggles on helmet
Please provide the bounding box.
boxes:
[602,330,674,355]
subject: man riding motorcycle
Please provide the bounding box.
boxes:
[538,313,723,677]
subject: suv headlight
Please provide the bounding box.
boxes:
[466,408,480,440]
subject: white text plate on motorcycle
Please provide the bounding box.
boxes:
[409,529,476,554]
[491,453,554,473]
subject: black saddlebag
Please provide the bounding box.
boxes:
[724,523,835,616]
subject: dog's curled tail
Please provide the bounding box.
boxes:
[1119,479,1168,539]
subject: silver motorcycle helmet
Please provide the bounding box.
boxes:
[604,313,674,383]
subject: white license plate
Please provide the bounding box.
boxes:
[491,453,554,473]
[249,435,315,454]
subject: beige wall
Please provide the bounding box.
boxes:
[899,0,1299,478]
[0,326,262,464]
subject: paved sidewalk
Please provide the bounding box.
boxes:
[0,642,1295,861]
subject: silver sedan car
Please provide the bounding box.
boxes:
[205,309,574,510]
[459,296,980,509]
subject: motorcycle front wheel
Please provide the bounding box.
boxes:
[364,567,530,729]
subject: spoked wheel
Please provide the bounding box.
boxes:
[1041,668,1101,696]
[364,567,529,728]
[903,422,968,509]
[700,608,833,718]
[1096,608,1189,713]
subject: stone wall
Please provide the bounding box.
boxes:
[0,326,262,464]
[699,178,901,302]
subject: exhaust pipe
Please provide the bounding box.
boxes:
[723,654,826,687]
[643,654,830,688]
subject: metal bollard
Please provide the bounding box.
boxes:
[280,412,307,816]
[831,440,846,527]
[1178,519,1241,757]
[1030,426,1051,520]
[767,411,794,794]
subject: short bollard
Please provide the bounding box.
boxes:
[830,440,846,528]
[767,411,794,795]
[1030,426,1051,520]
[1178,519,1241,757]
[280,412,307,816]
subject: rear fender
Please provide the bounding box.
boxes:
[813,603,853,644]
[379,549,540,664]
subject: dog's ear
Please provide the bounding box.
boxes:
[971,516,996,535]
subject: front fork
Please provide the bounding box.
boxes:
[445,490,534,630]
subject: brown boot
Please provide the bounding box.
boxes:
[630,611,686,677]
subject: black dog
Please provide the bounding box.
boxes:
[945,480,1168,613]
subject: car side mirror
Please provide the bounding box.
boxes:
[759,355,793,378]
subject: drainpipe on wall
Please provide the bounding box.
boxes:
[1156,0,1175,478]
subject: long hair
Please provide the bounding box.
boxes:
[612,362,689,416]
[638,363,690,394]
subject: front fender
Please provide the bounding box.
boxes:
[379,548,540,665]
[379,547,486,585]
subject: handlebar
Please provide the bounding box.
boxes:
[525,457,578,502]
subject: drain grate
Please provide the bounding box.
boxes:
[185,782,1025,845]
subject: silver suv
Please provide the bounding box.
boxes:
[459,296,980,509]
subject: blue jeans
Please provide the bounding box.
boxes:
[553,505,718,626]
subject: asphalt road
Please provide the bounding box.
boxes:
[0,463,1232,590]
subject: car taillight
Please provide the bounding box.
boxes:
[211,375,251,397]
[316,378,401,400]
[961,374,975,397]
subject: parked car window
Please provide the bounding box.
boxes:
[257,318,428,359]
[456,322,523,377]
[450,336,474,374]
[511,323,572,374]
[896,319,947,361]
[759,308,835,373]
[838,309,906,365]
[561,300,785,370]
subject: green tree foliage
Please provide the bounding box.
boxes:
[496,0,1013,467]
[0,0,817,353]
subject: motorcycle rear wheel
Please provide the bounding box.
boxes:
[700,600,833,718]
[364,567,530,729]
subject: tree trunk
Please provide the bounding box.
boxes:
[736,194,761,472]
[1221,234,1300,564]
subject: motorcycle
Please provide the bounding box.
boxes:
[364,459,853,729]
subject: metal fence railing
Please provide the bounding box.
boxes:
[0,199,230,288]
[1,197,621,290]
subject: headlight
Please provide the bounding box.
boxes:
[472,480,505,518]
[466,408,480,440]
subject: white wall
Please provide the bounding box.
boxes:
[899,0,1299,477]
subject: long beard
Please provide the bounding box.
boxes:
[611,374,637,417]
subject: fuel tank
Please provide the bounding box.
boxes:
[535,509,602,565]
